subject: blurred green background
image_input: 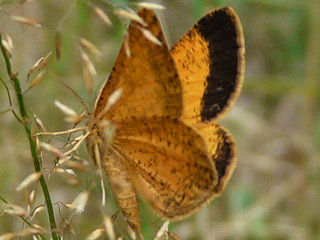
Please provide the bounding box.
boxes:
[0,0,319,239]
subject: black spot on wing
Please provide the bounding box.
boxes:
[214,140,232,182]
[209,126,236,186]
[196,8,243,122]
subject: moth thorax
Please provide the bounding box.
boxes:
[96,119,117,147]
[86,120,117,161]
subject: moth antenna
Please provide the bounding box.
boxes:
[52,71,90,114]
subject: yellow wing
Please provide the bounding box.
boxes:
[113,117,222,219]
[170,7,245,198]
[89,6,244,227]
[94,8,182,122]
[171,7,245,125]
[195,123,236,199]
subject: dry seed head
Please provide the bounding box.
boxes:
[66,191,90,213]
[10,15,41,27]
[81,51,97,75]
[107,88,122,108]
[65,114,83,124]
[31,224,46,232]
[35,137,41,152]
[27,52,52,78]
[30,206,45,220]
[3,203,27,217]
[0,232,17,240]
[34,114,46,132]
[5,34,13,49]
[23,188,31,213]
[53,167,81,185]
[64,220,76,235]
[127,226,137,240]
[28,70,46,90]
[28,190,36,207]
[57,156,71,165]
[124,32,131,57]
[54,100,82,123]
[43,51,52,64]
[137,2,165,10]
[1,40,12,58]
[139,27,162,46]
[80,38,102,59]
[17,228,44,236]
[86,228,105,240]
[16,172,42,192]
[1,35,13,58]
[40,142,64,158]
[98,88,123,118]
[28,58,43,77]
[73,134,85,143]
[54,100,77,116]
[65,169,76,176]
[115,9,147,27]
[52,167,66,174]
[104,216,115,240]
[65,175,81,185]
[94,7,112,26]
[81,51,96,92]
[83,66,94,93]
[58,151,72,162]
[154,221,170,240]
[63,160,90,172]
[101,121,116,147]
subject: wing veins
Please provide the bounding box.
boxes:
[114,136,213,169]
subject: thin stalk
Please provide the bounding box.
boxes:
[0,33,60,240]
[0,196,47,240]
[0,75,21,122]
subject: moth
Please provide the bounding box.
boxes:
[86,6,245,236]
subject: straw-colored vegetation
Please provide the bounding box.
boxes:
[0,0,319,239]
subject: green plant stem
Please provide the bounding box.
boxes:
[0,34,60,240]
